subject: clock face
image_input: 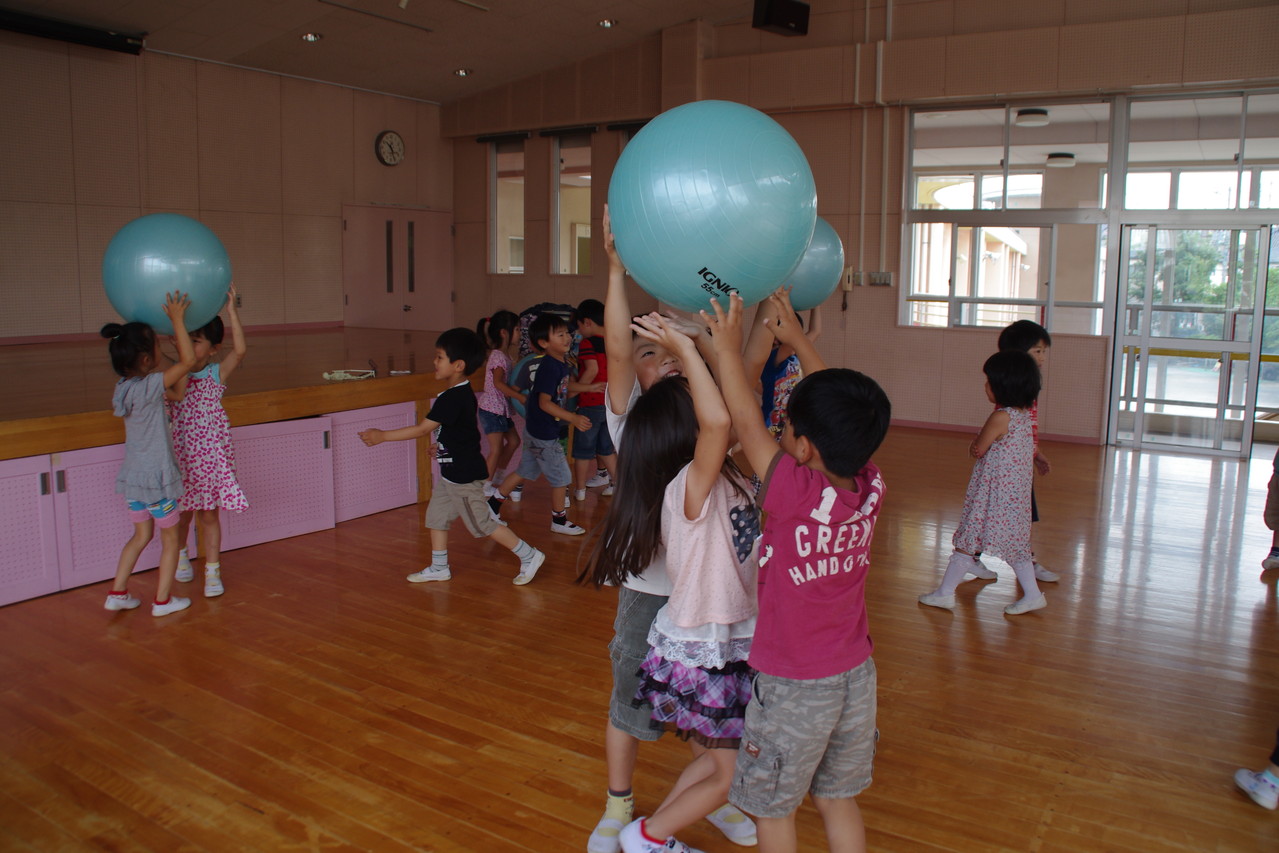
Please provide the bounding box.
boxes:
[375,130,405,166]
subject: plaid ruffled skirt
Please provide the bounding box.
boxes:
[632,651,755,749]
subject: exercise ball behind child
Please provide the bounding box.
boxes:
[786,217,845,311]
[608,100,817,312]
[102,213,232,334]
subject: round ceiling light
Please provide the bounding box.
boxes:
[1015,108,1049,127]
[1045,152,1076,168]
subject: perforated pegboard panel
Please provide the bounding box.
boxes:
[0,456,60,606]
[221,418,335,551]
[326,403,418,522]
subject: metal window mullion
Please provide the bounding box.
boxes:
[1044,224,1057,329]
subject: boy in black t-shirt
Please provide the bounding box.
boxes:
[360,328,546,585]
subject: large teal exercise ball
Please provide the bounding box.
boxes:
[608,100,817,312]
[102,214,231,334]
[786,217,845,311]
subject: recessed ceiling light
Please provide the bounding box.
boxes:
[301,32,322,43]
[453,68,472,77]
[598,19,618,28]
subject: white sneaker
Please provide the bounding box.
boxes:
[574,488,587,502]
[483,482,498,498]
[152,596,191,617]
[513,549,545,585]
[918,591,956,610]
[564,494,572,509]
[586,470,611,488]
[1235,768,1279,809]
[509,485,523,502]
[551,516,586,536]
[1004,593,1047,615]
[619,819,704,853]
[1263,554,1279,571]
[104,592,140,611]
[602,484,615,497]
[176,552,194,583]
[204,568,224,598]
[705,804,757,846]
[407,566,451,583]
[1033,562,1060,582]
[589,816,627,853]
[966,558,998,580]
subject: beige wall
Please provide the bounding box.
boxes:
[0,31,452,338]
[443,0,1279,443]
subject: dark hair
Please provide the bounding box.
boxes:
[435,328,487,375]
[193,314,225,346]
[100,321,157,378]
[529,312,567,348]
[998,319,1051,353]
[582,376,750,587]
[983,350,1041,409]
[476,309,519,350]
[787,368,891,478]
[575,299,605,326]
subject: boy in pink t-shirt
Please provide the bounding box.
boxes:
[708,290,891,853]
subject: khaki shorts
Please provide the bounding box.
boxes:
[730,659,878,819]
[1267,469,1279,531]
[424,478,498,537]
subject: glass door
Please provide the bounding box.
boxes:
[1112,226,1270,455]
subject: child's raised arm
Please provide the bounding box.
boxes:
[705,294,781,480]
[970,409,1010,458]
[602,206,635,415]
[632,313,730,518]
[161,291,196,391]
[219,283,247,383]
[765,288,827,375]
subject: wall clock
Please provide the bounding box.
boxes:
[375,130,405,166]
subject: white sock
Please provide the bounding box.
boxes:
[205,561,220,572]
[431,550,449,569]
[937,551,975,595]
[1010,558,1040,598]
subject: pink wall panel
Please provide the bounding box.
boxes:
[474,87,511,137]
[1058,17,1185,91]
[580,53,618,124]
[140,53,200,212]
[415,104,453,211]
[76,206,145,333]
[281,79,354,218]
[893,0,955,39]
[1067,0,1189,25]
[543,67,580,128]
[777,111,856,217]
[953,0,1064,35]
[201,211,286,325]
[511,76,545,131]
[197,63,282,215]
[944,28,1059,98]
[881,37,947,102]
[353,91,421,207]
[0,32,75,206]
[326,403,418,523]
[1182,7,1279,86]
[69,47,141,209]
[0,203,81,338]
[283,215,343,324]
[702,56,752,104]
[0,456,60,607]
[661,20,705,111]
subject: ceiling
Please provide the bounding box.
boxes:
[0,0,753,104]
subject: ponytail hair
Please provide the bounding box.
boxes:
[477,309,519,350]
[100,321,157,378]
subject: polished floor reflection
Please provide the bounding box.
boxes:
[0,427,1275,850]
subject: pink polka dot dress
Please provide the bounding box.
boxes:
[952,406,1032,565]
[169,363,248,513]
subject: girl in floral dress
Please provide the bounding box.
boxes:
[919,350,1046,615]
[169,285,248,598]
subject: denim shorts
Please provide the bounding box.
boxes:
[571,405,615,460]
[478,408,513,436]
[516,434,572,488]
[608,586,668,740]
[730,658,878,818]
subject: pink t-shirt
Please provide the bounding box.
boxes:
[749,454,885,680]
[478,349,512,416]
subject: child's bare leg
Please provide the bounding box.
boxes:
[574,457,593,493]
[498,471,524,498]
[755,813,798,853]
[177,510,194,552]
[644,747,736,840]
[496,428,519,472]
[606,722,640,791]
[155,524,181,601]
[111,520,154,592]
[484,432,503,478]
[550,485,567,511]
[197,508,221,565]
[812,795,865,853]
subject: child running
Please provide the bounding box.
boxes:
[586,206,757,853]
[571,298,617,502]
[101,291,198,617]
[476,310,523,492]
[711,290,890,853]
[584,314,759,853]
[359,328,546,585]
[919,350,1046,615]
[169,284,248,598]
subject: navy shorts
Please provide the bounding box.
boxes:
[572,405,615,460]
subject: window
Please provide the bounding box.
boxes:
[491,139,525,274]
[554,132,592,274]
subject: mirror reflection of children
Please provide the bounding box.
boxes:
[360,329,546,586]
[919,351,1047,615]
[168,284,248,598]
[101,292,198,617]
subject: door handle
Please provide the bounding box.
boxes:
[55,470,66,492]
[40,472,49,495]
[403,304,412,312]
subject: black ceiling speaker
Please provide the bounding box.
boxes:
[752,0,810,37]
[0,9,144,55]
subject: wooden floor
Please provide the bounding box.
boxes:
[1,428,1277,852]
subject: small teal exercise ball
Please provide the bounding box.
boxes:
[607,100,817,312]
[102,214,231,334]
[786,217,845,311]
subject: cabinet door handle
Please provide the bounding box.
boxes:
[324,431,331,449]
[55,470,66,493]
[40,472,50,495]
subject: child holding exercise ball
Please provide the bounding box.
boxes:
[101,292,197,617]
[170,284,248,598]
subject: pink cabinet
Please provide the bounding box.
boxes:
[220,418,335,551]
[0,455,60,606]
[325,402,418,522]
